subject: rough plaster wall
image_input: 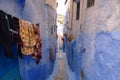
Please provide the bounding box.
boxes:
[72,2,80,37]
[0,0,56,80]
[45,0,56,9]
[0,0,24,18]
[66,0,120,80]
[80,0,120,80]
[20,1,53,80]
[22,1,56,80]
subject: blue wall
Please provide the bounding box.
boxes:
[65,0,120,80]
[94,32,120,80]
[65,31,120,80]
[0,44,21,80]
[0,0,56,80]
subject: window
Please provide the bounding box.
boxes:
[76,1,80,20]
[87,0,95,8]
[51,26,53,35]
[51,24,57,35]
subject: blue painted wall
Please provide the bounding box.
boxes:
[0,44,21,80]
[65,0,120,80]
[0,0,56,80]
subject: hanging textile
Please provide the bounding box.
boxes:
[8,15,22,44]
[32,24,42,64]
[19,19,36,55]
[19,19,42,64]
[7,14,23,58]
[0,10,21,80]
[0,10,42,64]
[0,10,12,58]
[0,10,23,58]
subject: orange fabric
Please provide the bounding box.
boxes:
[19,20,42,64]
[32,24,42,64]
[19,20,36,55]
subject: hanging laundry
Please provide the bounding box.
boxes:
[4,12,23,58]
[0,10,42,64]
[19,19,36,55]
[32,24,42,64]
[7,15,22,43]
[19,19,42,64]
[0,10,12,58]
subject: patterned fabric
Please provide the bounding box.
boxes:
[19,19,36,55]
[19,20,42,64]
[32,24,42,64]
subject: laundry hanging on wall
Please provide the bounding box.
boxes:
[0,10,42,64]
[0,10,21,80]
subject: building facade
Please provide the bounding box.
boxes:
[64,0,120,80]
[0,0,57,80]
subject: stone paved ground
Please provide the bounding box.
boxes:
[46,51,67,80]
[46,50,76,80]
[53,52,67,80]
